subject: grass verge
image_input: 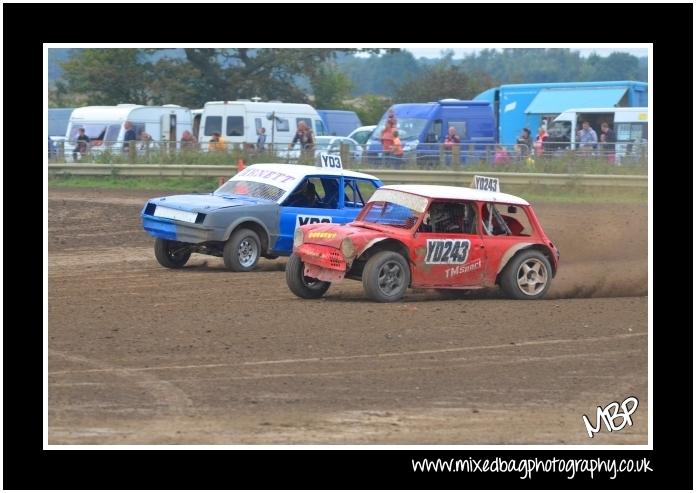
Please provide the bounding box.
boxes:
[49,175,647,204]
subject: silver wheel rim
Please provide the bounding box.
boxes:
[237,238,258,267]
[377,260,405,296]
[516,259,548,296]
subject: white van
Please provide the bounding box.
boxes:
[65,104,193,158]
[196,100,326,150]
[548,107,648,157]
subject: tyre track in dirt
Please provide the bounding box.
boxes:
[48,187,648,444]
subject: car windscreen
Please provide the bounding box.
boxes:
[359,190,428,229]
[214,180,285,202]
[370,117,428,142]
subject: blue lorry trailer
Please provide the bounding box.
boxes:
[474,81,648,145]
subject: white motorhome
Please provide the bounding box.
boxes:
[548,107,648,156]
[195,100,326,150]
[65,104,193,158]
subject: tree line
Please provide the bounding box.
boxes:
[49,48,647,127]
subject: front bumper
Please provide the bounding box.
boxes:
[142,214,217,243]
[296,243,347,282]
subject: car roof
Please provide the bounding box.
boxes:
[238,162,379,180]
[381,184,529,206]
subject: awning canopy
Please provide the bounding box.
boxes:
[525,87,628,114]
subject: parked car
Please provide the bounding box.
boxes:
[287,183,559,302]
[141,163,383,271]
[347,125,376,145]
[277,135,364,163]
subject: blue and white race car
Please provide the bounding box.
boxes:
[141,162,383,271]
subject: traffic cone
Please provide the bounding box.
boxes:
[237,158,245,172]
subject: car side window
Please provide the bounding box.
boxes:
[481,203,531,236]
[343,179,363,208]
[420,201,478,234]
[317,177,341,209]
[356,179,377,202]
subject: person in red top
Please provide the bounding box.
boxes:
[380,120,395,151]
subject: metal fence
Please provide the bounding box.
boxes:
[47,163,648,188]
[48,139,648,175]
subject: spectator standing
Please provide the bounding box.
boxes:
[181,130,198,151]
[123,121,137,153]
[391,130,404,169]
[139,132,156,152]
[533,126,548,156]
[494,145,510,165]
[380,120,396,163]
[578,121,598,155]
[443,126,461,150]
[257,127,267,151]
[515,128,532,158]
[209,132,227,152]
[73,127,90,161]
[290,121,314,161]
[600,122,616,164]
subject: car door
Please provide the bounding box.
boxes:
[275,176,344,254]
[410,200,486,288]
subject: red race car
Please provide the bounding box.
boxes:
[286,181,559,302]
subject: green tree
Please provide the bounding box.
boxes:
[57,48,392,107]
[393,64,493,103]
[58,49,151,104]
[310,64,354,109]
[347,94,393,126]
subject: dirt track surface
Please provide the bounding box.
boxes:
[48,188,648,444]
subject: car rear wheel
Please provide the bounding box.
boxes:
[154,238,191,268]
[223,229,261,272]
[362,251,410,303]
[500,250,552,300]
[285,253,331,299]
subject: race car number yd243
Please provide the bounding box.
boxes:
[425,239,471,264]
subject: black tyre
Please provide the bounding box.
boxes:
[285,253,331,299]
[499,249,552,300]
[362,251,410,302]
[223,229,261,271]
[154,238,191,268]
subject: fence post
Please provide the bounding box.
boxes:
[439,144,445,168]
[58,140,65,162]
[452,144,461,171]
[340,143,349,169]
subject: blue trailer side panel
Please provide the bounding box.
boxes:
[475,81,648,145]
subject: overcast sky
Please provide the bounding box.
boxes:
[405,47,649,59]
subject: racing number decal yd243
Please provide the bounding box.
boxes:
[425,239,471,264]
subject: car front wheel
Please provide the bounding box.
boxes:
[285,253,331,299]
[500,250,552,300]
[223,229,261,271]
[362,251,410,302]
[154,238,191,268]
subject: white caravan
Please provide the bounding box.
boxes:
[195,100,326,150]
[65,104,193,158]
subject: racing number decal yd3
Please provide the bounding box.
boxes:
[296,215,332,228]
[425,239,471,264]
